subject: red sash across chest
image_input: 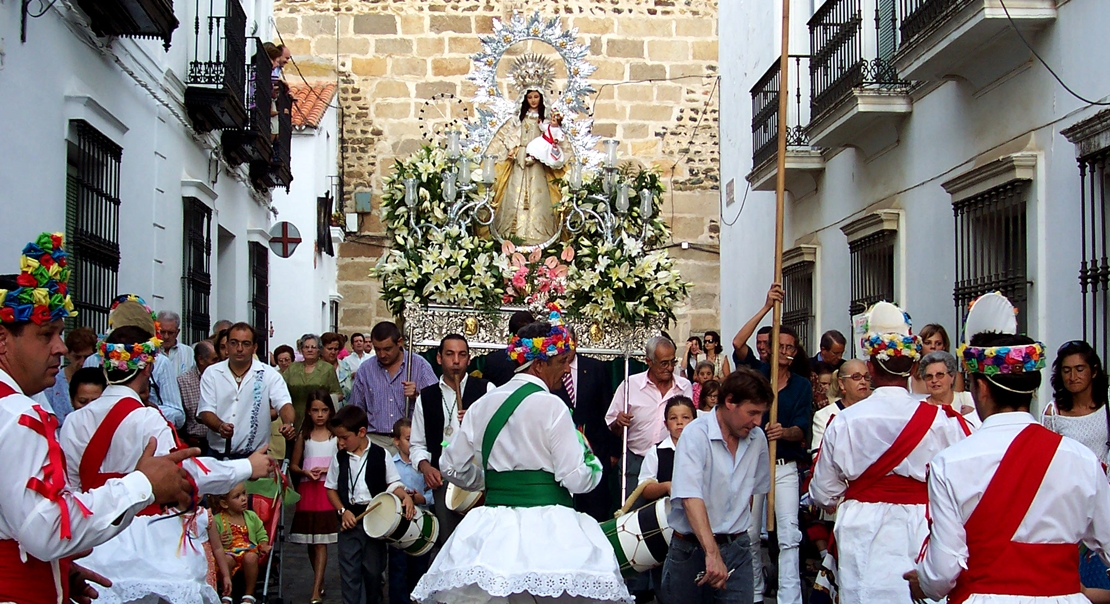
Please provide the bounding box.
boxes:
[0,381,73,604]
[947,424,1078,603]
[843,402,970,505]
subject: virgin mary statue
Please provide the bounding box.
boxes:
[489,87,573,246]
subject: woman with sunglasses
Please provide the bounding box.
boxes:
[702,331,731,379]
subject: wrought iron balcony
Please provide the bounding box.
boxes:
[75,0,178,49]
[748,55,825,197]
[895,0,1056,86]
[806,0,913,157]
[224,40,274,187]
[184,0,246,133]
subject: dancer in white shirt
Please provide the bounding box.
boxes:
[59,296,273,603]
[908,292,1110,604]
[412,312,632,603]
[0,232,196,604]
[808,301,970,604]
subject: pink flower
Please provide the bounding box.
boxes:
[560,247,575,262]
[528,248,542,263]
[512,273,527,289]
[511,253,526,268]
[544,256,558,269]
[501,241,516,255]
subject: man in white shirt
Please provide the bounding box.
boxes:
[411,334,492,547]
[908,293,1110,604]
[157,310,195,378]
[0,232,195,603]
[808,302,969,604]
[606,335,693,503]
[659,367,772,603]
[198,322,296,457]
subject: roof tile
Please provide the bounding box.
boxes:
[289,83,337,129]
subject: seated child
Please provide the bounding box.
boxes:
[212,483,270,604]
[388,418,434,604]
[68,366,106,411]
[325,405,414,604]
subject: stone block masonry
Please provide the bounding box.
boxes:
[273,0,722,343]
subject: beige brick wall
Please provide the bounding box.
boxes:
[273,1,721,341]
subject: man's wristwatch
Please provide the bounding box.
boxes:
[337,507,346,517]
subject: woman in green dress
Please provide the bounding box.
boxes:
[283,334,342,430]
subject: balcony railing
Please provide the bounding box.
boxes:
[75,0,178,49]
[228,40,276,187]
[899,0,961,44]
[809,0,908,119]
[751,55,813,167]
[184,0,246,132]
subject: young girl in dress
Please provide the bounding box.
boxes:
[212,483,271,604]
[638,395,697,501]
[289,389,338,603]
[690,361,715,408]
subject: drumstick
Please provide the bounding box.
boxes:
[352,500,384,523]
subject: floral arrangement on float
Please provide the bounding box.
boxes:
[370,144,689,325]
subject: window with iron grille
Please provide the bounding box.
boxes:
[953,181,1030,335]
[318,192,335,257]
[182,198,212,345]
[65,121,122,335]
[329,299,339,334]
[249,241,269,353]
[849,230,897,317]
[1077,152,1110,363]
[783,256,816,353]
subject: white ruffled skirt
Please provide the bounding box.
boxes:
[81,513,220,604]
[411,505,633,604]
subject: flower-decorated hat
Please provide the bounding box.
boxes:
[507,303,575,372]
[97,294,162,380]
[0,232,77,325]
[956,292,1045,388]
[859,301,922,368]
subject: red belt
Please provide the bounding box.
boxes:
[845,474,928,505]
[949,542,1078,604]
[0,540,69,604]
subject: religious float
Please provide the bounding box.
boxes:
[370,11,689,361]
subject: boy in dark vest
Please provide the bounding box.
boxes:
[325,405,414,604]
[411,334,492,546]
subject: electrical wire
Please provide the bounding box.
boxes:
[720,177,750,228]
[998,0,1110,106]
[663,75,721,245]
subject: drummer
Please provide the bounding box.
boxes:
[658,367,773,604]
[324,405,414,604]
[411,334,492,548]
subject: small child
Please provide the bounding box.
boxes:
[388,418,433,604]
[290,389,338,603]
[698,380,720,416]
[638,395,696,501]
[212,483,270,604]
[201,506,233,598]
[325,405,414,604]
[68,366,106,411]
[690,361,715,407]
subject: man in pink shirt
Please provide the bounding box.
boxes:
[606,335,694,502]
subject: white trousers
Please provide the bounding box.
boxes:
[749,461,802,604]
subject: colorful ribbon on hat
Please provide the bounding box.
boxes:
[97,294,163,374]
[860,333,923,361]
[0,233,77,325]
[506,304,575,365]
[957,341,1046,376]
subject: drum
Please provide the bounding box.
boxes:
[445,482,483,514]
[361,492,439,556]
[600,498,673,577]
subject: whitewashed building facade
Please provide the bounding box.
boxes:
[0,0,334,352]
[720,0,1110,383]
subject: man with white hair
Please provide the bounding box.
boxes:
[606,335,693,510]
[157,310,194,378]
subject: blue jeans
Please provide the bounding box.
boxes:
[658,534,753,604]
[388,547,429,604]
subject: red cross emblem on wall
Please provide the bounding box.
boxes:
[268,221,302,258]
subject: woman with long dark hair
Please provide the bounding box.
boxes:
[1043,340,1110,462]
[702,330,731,379]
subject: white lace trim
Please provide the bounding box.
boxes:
[412,566,633,603]
[93,579,220,604]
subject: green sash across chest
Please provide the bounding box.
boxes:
[481,382,574,508]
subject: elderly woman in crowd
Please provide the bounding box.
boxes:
[273,344,295,373]
[910,324,964,394]
[283,334,342,430]
[918,350,978,427]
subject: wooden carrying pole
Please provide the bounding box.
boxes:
[766,0,791,532]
